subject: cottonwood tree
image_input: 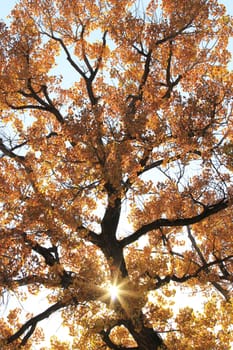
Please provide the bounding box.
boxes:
[0,0,233,349]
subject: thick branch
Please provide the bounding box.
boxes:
[6,84,64,124]
[45,32,86,78]
[120,199,229,247]
[100,186,127,276]
[26,81,64,123]
[81,28,107,82]
[23,235,74,288]
[5,102,48,112]
[127,49,152,114]
[45,31,100,105]
[76,224,102,246]
[162,41,182,99]
[7,301,66,346]
[11,140,28,152]
[23,234,59,266]
[153,255,233,297]
[122,318,165,350]
[0,138,25,160]
[83,30,108,105]
[40,85,64,123]
[101,317,166,350]
[138,158,164,175]
[139,49,152,93]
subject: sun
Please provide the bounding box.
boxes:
[109,284,119,300]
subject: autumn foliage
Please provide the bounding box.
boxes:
[0,0,233,349]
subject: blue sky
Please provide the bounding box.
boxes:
[1,0,18,19]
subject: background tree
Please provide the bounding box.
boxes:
[0,0,233,348]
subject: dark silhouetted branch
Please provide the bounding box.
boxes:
[120,199,229,247]
[7,301,66,346]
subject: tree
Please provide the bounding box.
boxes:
[0,0,232,348]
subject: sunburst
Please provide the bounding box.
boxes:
[102,276,141,316]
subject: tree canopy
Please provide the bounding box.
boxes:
[0,0,233,349]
